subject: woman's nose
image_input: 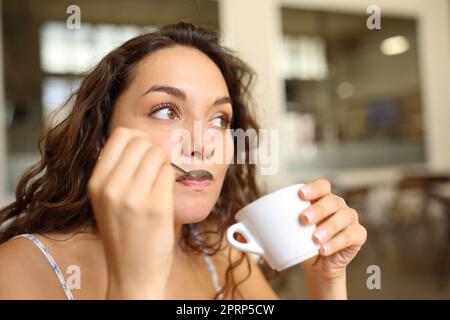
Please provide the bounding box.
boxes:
[190,149,202,159]
[183,137,215,161]
[182,122,215,161]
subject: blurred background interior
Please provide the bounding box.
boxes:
[0,0,449,299]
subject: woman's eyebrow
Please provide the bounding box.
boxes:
[142,84,186,99]
[142,84,231,106]
[213,96,232,106]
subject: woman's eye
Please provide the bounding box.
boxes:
[210,115,231,129]
[150,106,179,120]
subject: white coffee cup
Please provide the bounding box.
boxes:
[226,184,320,271]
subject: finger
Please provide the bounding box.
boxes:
[92,127,149,183]
[320,225,367,256]
[128,146,169,203]
[149,163,175,220]
[300,193,346,225]
[298,179,332,201]
[312,207,358,244]
[106,136,153,189]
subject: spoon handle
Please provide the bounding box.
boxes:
[170,162,188,176]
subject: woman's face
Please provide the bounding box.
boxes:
[109,45,233,224]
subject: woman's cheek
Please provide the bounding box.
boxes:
[214,133,232,185]
[221,129,232,163]
[148,129,183,160]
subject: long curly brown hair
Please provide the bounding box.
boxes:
[0,22,262,299]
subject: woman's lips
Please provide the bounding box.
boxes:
[176,176,212,189]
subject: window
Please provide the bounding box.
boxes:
[279,8,424,171]
[40,21,157,74]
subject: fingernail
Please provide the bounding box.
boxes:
[322,244,330,254]
[300,186,310,198]
[314,230,326,243]
[303,210,315,223]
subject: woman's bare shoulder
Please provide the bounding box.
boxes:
[0,236,66,299]
[0,236,43,274]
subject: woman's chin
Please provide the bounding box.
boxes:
[172,180,220,224]
[173,200,215,224]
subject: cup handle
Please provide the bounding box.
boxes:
[226,222,265,256]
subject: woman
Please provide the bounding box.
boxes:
[0,22,367,299]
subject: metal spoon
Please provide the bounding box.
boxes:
[170,163,213,180]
